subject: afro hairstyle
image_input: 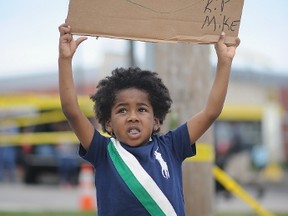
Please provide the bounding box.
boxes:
[90,67,172,135]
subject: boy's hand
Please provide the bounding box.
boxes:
[58,23,87,59]
[215,32,240,63]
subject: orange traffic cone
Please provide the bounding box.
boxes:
[79,163,96,211]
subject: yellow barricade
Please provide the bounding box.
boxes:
[0,94,92,110]
[185,144,275,216]
[0,130,109,146]
[186,143,214,162]
[0,131,78,146]
[213,166,275,216]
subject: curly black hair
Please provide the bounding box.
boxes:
[90,67,172,134]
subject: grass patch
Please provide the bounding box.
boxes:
[217,213,288,216]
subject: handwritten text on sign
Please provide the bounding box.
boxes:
[66,0,244,43]
[201,0,240,32]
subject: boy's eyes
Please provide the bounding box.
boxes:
[116,107,148,113]
[118,108,127,113]
[139,107,148,112]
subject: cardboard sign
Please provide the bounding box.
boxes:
[66,0,244,44]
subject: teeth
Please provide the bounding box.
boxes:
[129,129,139,134]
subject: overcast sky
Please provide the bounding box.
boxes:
[1,0,288,79]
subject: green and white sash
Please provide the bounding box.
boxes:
[107,138,177,216]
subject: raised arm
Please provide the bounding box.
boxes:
[187,32,240,144]
[58,24,94,150]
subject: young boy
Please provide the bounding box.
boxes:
[58,23,240,215]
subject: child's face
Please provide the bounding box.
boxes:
[105,88,160,147]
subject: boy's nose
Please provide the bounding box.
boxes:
[128,111,139,121]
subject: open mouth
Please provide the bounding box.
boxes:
[128,128,140,135]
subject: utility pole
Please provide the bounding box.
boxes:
[129,41,136,67]
[149,42,214,216]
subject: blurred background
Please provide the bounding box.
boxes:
[0,0,288,215]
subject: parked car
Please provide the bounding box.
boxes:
[22,123,84,185]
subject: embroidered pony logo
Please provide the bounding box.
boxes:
[154,147,170,179]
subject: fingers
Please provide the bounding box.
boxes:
[58,23,71,36]
[214,32,224,52]
[75,37,88,47]
[214,32,240,60]
[218,32,226,43]
[234,37,241,48]
[58,23,88,45]
[214,32,225,49]
[217,32,240,47]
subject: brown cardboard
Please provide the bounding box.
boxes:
[66,0,244,44]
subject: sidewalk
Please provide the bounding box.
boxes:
[215,184,288,213]
[0,183,96,212]
[0,181,287,213]
[216,170,288,213]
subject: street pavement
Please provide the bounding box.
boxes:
[0,183,92,212]
[0,182,287,213]
[215,185,288,213]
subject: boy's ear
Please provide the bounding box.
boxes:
[105,120,112,134]
[153,118,160,132]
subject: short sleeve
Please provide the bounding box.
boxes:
[78,130,110,167]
